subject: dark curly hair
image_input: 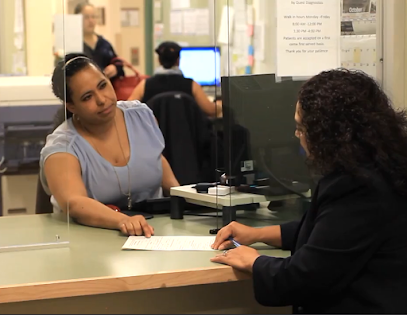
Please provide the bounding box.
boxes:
[298,68,407,195]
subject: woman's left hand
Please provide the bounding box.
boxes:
[211,246,261,273]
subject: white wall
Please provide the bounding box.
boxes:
[119,0,146,74]
[383,0,406,109]
[91,0,120,45]
[24,0,66,76]
[0,0,17,74]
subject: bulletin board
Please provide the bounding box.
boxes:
[152,0,265,76]
[153,0,214,51]
[214,0,259,76]
[216,0,381,80]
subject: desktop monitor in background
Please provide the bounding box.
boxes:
[221,74,312,197]
[179,47,221,86]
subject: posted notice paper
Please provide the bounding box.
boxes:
[276,0,341,77]
[122,236,216,251]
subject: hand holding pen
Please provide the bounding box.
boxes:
[229,237,241,248]
[211,221,258,250]
[211,223,260,273]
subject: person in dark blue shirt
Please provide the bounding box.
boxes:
[74,2,124,80]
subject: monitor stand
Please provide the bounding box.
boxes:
[169,184,309,230]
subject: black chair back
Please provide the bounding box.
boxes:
[147,91,215,185]
[35,107,66,214]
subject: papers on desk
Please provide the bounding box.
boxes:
[122,236,216,251]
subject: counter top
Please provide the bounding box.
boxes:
[0,214,289,304]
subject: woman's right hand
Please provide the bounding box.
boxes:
[118,215,154,237]
[211,222,259,250]
[104,64,118,78]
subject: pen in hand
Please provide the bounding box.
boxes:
[228,236,241,248]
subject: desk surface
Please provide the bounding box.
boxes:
[0,214,289,304]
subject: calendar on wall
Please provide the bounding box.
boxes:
[341,35,376,78]
[340,0,378,78]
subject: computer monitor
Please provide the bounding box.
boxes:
[179,47,221,87]
[221,74,312,197]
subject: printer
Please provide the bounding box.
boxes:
[0,76,60,216]
[0,76,61,171]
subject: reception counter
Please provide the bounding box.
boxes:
[0,213,291,314]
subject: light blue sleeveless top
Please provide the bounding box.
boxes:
[40,101,164,211]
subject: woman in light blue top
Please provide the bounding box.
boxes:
[40,53,179,236]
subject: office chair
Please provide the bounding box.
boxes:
[35,177,53,214]
[146,91,215,185]
[35,108,65,214]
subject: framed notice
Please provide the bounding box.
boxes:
[276,0,341,77]
[121,8,140,27]
[130,47,140,66]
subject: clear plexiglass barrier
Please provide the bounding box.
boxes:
[163,0,384,231]
[213,0,381,229]
[0,0,70,251]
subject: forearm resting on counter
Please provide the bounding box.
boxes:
[67,196,127,230]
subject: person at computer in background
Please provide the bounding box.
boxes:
[128,41,221,118]
[40,53,179,236]
[211,69,407,313]
[74,2,124,81]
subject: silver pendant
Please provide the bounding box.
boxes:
[127,195,132,211]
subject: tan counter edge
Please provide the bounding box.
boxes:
[0,265,250,304]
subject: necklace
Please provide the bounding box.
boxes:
[113,120,132,211]
[78,116,132,211]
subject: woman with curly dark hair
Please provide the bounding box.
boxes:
[211,69,407,313]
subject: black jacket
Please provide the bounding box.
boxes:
[83,35,124,80]
[147,91,213,185]
[252,169,407,313]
